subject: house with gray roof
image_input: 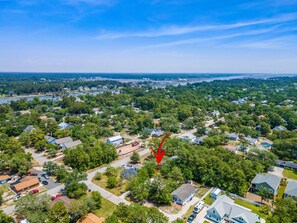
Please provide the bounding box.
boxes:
[171,184,197,205]
[60,140,82,150]
[284,180,297,199]
[45,136,56,144]
[251,173,281,196]
[58,122,73,130]
[277,160,297,171]
[23,125,35,133]
[206,195,261,223]
[273,125,287,131]
[55,136,73,145]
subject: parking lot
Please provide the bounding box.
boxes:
[33,170,59,190]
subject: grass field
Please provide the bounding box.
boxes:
[203,193,215,205]
[283,169,297,180]
[277,185,286,198]
[92,167,128,196]
[94,198,117,219]
[234,198,268,219]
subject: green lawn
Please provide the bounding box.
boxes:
[203,193,215,205]
[234,199,268,219]
[277,185,286,198]
[195,187,210,198]
[94,198,117,219]
[283,169,297,180]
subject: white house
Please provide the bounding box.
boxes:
[106,135,123,146]
[171,184,198,205]
[206,195,261,223]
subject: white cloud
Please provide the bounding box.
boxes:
[94,13,297,39]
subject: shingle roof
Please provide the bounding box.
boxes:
[77,213,104,223]
[171,184,197,202]
[277,160,297,170]
[209,195,260,223]
[284,180,297,197]
[13,176,39,192]
[107,135,122,142]
[273,125,287,131]
[50,196,73,208]
[251,173,281,192]
[62,140,82,149]
[0,175,11,181]
[55,136,73,145]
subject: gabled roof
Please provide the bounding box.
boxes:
[171,184,197,202]
[61,140,82,149]
[177,133,196,141]
[208,195,260,223]
[251,173,281,192]
[45,136,56,144]
[277,160,297,169]
[0,175,11,181]
[273,125,287,131]
[50,196,73,208]
[23,125,35,132]
[13,176,39,192]
[284,180,297,197]
[77,213,104,223]
[55,136,73,145]
[58,122,72,129]
[107,135,122,142]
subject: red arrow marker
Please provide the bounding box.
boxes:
[151,133,171,164]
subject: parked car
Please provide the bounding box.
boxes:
[187,213,197,222]
[121,164,128,169]
[44,174,50,179]
[29,189,39,194]
[14,194,21,201]
[67,167,73,171]
[132,141,140,147]
[127,164,133,168]
[51,193,62,201]
[193,201,204,214]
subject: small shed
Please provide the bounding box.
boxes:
[210,188,222,199]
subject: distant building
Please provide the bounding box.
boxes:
[77,213,104,223]
[273,125,287,131]
[13,176,39,193]
[210,188,222,199]
[60,140,82,149]
[251,173,281,196]
[58,122,73,130]
[121,169,138,179]
[284,180,297,199]
[45,136,56,144]
[106,135,123,146]
[211,110,220,117]
[23,125,35,133]
[50,196,73,209]
[245,136,258,145]
[55,136,73,145]
[0,175,11,184]
[177,133,196,143]
[206,195,261,223]
[151,129,164,137]
[228,133,239,141]
[277,160,297,171]
[171,184,198,205]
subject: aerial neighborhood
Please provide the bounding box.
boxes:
[0,75,296,223]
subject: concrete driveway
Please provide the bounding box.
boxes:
[192,206,208,223]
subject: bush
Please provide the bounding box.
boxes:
[94,172,102,181]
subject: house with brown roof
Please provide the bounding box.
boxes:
[50,196,73,208]
[12,176,39,193]
[0,175,11,184]
[77,213,104,223]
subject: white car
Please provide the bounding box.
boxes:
[193,201,204,214]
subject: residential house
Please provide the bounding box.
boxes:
[55,136,73,145]
[177,133,196,143]
[251,173,281,197]
[228,133,239,141]
[106,135,123,146]
[12,176,39,193]
[58,122,73,130]
[284,180,297,199]
[210,188,222,199]
[77,213,104,223]
[0,175,11,184]
[211,110,220,117]
[171,184,198,205]
[121,169,138,179]
[23,125,35,133]
[277,160,297,171]
[245,136,258,145]
[206,195,261,223]
[60,140,82,150]
[50,196,73,209]
[273,125,287,131]
[45,136,56,144]
[151,129,164,137]
[194,135,208,144]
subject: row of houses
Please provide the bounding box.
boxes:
[45,136,82,149]
[251,172,297,199]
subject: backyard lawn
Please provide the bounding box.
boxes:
[234,199,268,219]
[92,168,128,196]
[203,193,215,205]
[277,185,286,198]
[283,169,297,180]
[94,198,117,219]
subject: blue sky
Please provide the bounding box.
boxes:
[0,0,297,73]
